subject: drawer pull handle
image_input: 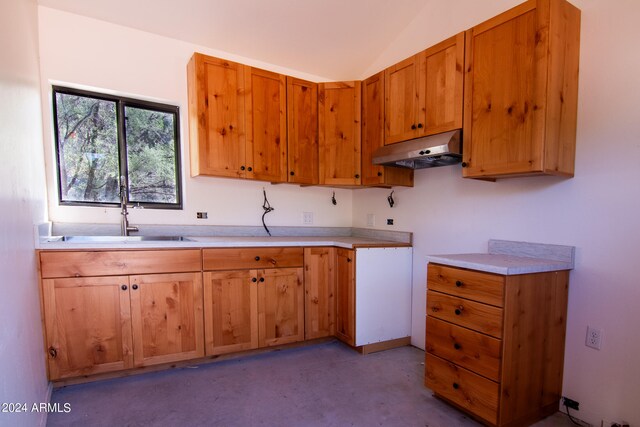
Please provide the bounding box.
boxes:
[455,280,463,287]
[453,343,461,350]
[454,307,463,315]
[48,347,57,359]
[452,382,460,390]
[255,256,261,261]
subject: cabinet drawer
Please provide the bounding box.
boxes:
[203,247,303,270]
[40,250,202,278]
[425,316,501,382]
[425,353,499,425]
[427,291,503,338]
[428,264,504,307]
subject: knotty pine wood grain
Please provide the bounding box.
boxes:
[287,77,319,184]
[257,267,304,347]
[428,263,505,307]
[202,247,303,271]
[304,247,336,340]
[426,290,503,338]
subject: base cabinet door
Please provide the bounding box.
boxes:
[335,248,355,345]
[304,247,336,339]
[203,270,258,355]
[42,276,134,380]
[258,268,304,347]
[129,273,204,366]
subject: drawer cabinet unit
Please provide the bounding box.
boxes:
[425,263,570,426]
[39,250,204,380]
[202,247,304,355]
[462,0,581,179]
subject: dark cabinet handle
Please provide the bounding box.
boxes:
[454,343,461,350]
[248,167,253,172]
[48,347,57,359]
[455,280,463,287]
[377,172,382,177]
[455,307,463,315]
[240,166,246,171]
[461,162,468,168]
[132,284,138,290]
[121,285,128,290]
[252,277,257,283]
[347,258,352,263]
[290,171,295,176]
[355,174,360,179]
[259,277,265,282]
[411,124,417,130]
[255,256,260,261]
[417,123,423,128]
[452,382,459,390]
[419,150,430,155]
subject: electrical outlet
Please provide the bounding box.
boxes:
[303,212,314,225]
[366,214,375,227]
[196,212,208,219]
[387,218,394,225]
[563,397,579,411]
[586,326,603,350]
[602,421,630,427]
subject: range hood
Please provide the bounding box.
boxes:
[372,129,462,169]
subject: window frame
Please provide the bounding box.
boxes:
[52,85,183,210]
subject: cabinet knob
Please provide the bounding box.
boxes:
[355,174,360,179]
[259,277,265,283]
[461,162,468,168]
[411,124,417,130]
[452,382,460,390]
[347,258,352,263]
[290,171,295,176]
[417,123,423,129]
[240,166,246,171]
[455,280,463,287]
[453,343,461,350]
[247,167,253,172]
[252,277,257,283]
[255,256,261,261]
[377,172,382,177]
[48,347,57,359]
[454,307,463,315]
[121,285,128,290]
[132,284,138,290]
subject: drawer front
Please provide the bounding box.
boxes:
[425,316,501,381]
[203,247,304,270]
[427,290,503,338]
[425,353,499,425]
[428,264,504,307]
[40,250,202,278]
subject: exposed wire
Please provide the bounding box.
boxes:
[387,190,395,208]
[262,188,274,236]
[331,191,337,205]
[563,403,583,426]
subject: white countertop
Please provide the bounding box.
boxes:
[426,239,575,275]
[37,235,410,250]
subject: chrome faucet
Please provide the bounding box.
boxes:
[120,177,139,236]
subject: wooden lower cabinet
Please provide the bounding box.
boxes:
[425,263,570,426]
[335,248,355,345]
[303,247,336,339]
[257,268,304,347]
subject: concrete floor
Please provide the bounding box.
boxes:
[47,341,579,427]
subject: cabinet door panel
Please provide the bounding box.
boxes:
[419,32,464,136]
[258,268,304,347]
[245,67,287,182]
[129,273,204,366]
[43,276,133,380]
[287,77,318,184]
[188,54,246,178]
[318,82,361,186]
[384,55,420,144]
[304,247,335,339]
[203,270,258,355]
[335,248,355,345]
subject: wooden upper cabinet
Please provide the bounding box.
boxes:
[187,54,246,178]
[287,77,319,184]
[245,67,287,182]
[384,32,464,145]
[362,72,414,187]
[462,0,580,179]
[318,81,362,186]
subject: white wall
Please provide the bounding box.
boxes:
[37,7,353,229]
[0,1,50,426]
[353,0,640,425]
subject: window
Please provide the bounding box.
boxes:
[52,86,182,209]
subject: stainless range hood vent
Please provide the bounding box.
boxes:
[372,129,461,169]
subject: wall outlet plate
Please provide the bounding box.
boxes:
[387,218,394,225]
[586,326,603,350]
[366,214,375,227]
[563,397,579,411]
[196,212,208,219]
[303,212,314,225]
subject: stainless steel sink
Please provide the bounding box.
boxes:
[48,235,192,243]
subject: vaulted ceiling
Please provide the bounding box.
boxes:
[37,0,432,80]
